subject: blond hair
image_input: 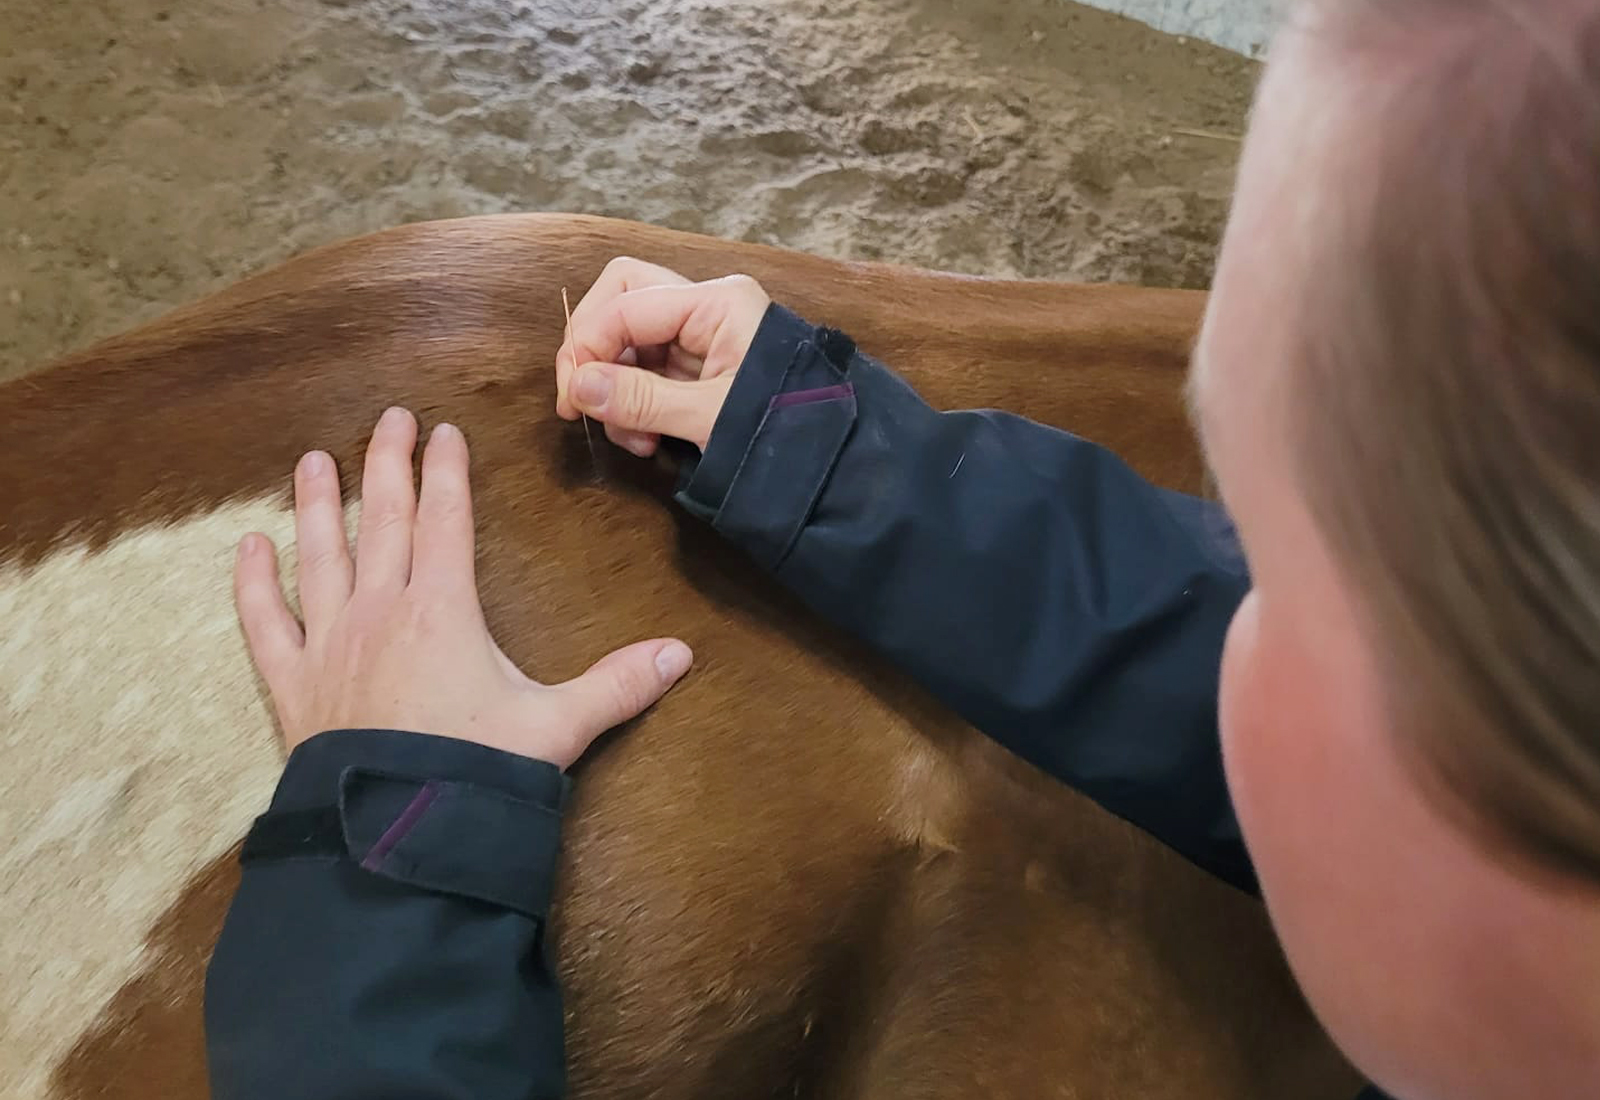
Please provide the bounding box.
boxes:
[1286,0,1600,880]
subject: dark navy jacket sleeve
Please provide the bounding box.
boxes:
[204,728,571,1099]
[677,303,1257,895]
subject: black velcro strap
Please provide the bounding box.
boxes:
[818,326,857,372]
[239,805,346,863]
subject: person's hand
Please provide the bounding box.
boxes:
[556,257,772,457]
[233,406,694,769]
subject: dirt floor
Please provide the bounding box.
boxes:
[0,0,1257,380]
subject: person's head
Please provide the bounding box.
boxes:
[1191,2,1600,1096]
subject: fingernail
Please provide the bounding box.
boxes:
[654,641,693,683]
[237,535,257,560]
[434,422,460,443]
[623,435,653,458]
[381,405,408,426]
[575,367,611,409]
[300,450,327,477]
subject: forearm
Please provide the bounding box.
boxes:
[205,729,569,1099]
[680,305,1255,892]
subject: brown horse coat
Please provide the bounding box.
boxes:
[0,214,1356,1099]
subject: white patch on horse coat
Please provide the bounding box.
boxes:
[0,498,342,1096]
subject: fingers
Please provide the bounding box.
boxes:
[354,407,419,594]
[234,533,303,692]
[603,421,662,459]
[577,278,762,375]
[571,363,733,448]
[295,448,354,626]
[411,422,477,594]
[558,257,691,419]
[550,638,694,759]
[578,256,693,317]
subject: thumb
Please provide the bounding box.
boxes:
[552,638,694,756]
[571,363,731,449]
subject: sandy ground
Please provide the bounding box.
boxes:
[0,0,1257,380]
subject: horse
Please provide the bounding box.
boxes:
[0,213,1357,1099]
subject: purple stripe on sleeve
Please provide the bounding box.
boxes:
[768,382,855,410]
[361,781,441,871]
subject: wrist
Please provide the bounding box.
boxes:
[269,728,568,814]
[677,303,854,521]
